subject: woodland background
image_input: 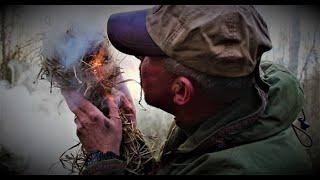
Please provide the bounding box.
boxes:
[0,5,319,174]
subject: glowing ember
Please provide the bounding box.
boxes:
[86,42,109,82]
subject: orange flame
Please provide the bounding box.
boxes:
[89,44,108,81]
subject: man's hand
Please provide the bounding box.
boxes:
[61,88,135,156]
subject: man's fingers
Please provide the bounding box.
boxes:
[62,89,97,118]
[74,116,84,136]
[106,95,121,121]
[79,99,102,117]
[121,95,135,114]
[62,89,83,115]
[115,74,134,105]
[74,109,88,125]
[62,89,105,124]
[120,94,136,124]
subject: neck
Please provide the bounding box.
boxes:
[174,99,226,132]
[173,88,254,133]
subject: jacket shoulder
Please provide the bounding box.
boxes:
[178,127,313,175]
[259,60,304,127]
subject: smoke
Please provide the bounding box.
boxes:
[0,68,77,174]
[0,5,172,175]
[4,5,318,175]
[41,16,106,69]
[0,6,112,174]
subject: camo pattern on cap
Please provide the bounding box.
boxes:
[146,5,272,77]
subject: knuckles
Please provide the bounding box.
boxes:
[87,111,102,122]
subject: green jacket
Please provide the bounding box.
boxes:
[82,61,314,175]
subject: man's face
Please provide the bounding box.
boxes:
[139,56,175,112]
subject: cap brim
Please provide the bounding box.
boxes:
[107,9,166,57]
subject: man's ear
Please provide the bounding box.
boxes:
[171,76,194,105]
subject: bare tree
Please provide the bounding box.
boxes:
[300,27,320,171]
[288,10,301,76]
[0,6,43,84]
[0,6,11,82]
[275,28,287,66]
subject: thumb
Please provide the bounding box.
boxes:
[120,94,136,125]
[106,95,121,122]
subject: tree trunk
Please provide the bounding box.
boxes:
[303,62,320,171]
[0,6,11,82]
[301,32,320,171]
[287,12,301,76]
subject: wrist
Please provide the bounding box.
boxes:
[85,150,122,167]
[100,147,120,156]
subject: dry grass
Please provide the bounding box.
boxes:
[38,37,155,174]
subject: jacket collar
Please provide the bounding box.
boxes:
[162,61,304,157]
[170,84,268,154]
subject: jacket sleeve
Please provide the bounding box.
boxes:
[166,153,244,175]
[81,158,128,175]
[81,157,156,175]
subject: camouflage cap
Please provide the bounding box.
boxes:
[108,5,272,77]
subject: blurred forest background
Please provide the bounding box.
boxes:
[0,5,319,174]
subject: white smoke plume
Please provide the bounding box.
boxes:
[0,5,318,175]
[41,21,105,69]
[0,5,172,175]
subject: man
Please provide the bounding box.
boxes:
[62,5,313,174]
